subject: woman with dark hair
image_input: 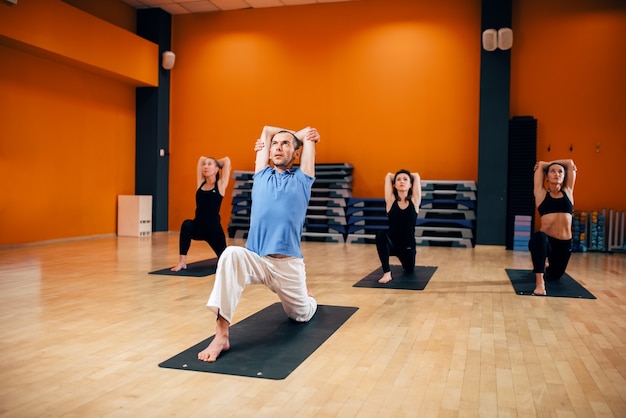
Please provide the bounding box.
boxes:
[171,156,231,272]
[375,169,422,284]
[528,159,577,295]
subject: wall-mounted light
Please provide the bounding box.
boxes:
[162,51,175,70]
[482,27,513,51]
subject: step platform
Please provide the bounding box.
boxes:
[420,199,476,211]
[414,237,473,248]
[312,188,352,199]
[421,180,476,191]
[415,226,474,239]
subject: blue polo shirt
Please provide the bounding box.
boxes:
[245,166,314,257]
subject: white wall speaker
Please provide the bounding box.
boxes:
[497,28,513,50]
[482,29,497,52]
[162,51,176,70]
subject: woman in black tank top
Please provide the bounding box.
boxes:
[528,159,577,295]
[171,156,231,272]
[375,169,422,284]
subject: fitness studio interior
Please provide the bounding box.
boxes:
[1,0,625,416]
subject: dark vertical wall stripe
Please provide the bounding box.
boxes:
[476,0,512,245]
[506,116,537,249]
[136,8,171,232]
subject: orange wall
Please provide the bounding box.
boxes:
[0,0,156,246]
[169,0,482,233]
[0,45,137,245]
[511,0,626,212]
[0,0,158,87]
[2,0,624,246]
[62,0,137,32]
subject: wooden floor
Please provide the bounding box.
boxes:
[1,233,625,418]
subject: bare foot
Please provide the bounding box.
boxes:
[533,273,546,295]
[171,255,187,272]
[378,271,392,284]
[198,334,230,362]
[170,262,187,272]
[198,316,230,362]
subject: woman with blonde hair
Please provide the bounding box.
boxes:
[171,156,231,272]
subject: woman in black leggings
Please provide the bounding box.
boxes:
[528,159,577,295]
[171,156,231,272]
[375,169,421,284]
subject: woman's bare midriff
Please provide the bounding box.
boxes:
[539,212,573,240]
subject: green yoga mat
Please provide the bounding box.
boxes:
[159,303,358,380]
[149,258,218,277]
[505,269,596,299]
[353,265,437,290]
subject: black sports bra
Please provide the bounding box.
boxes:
[537,191,573,216]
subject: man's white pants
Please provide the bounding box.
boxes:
[207,246,317,324]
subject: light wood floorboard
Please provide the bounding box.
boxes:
[1,233,625,417]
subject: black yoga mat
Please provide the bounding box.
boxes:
[149,258,218,277]
[505,269,596,299]
[353,265,437,290]
[159,303,358,380]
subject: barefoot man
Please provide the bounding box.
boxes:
[198,125,320,362]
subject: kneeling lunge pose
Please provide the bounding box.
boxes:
[198,125,321,362]
[528,159,577,296]
[375,169,421,284]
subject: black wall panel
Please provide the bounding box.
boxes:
[506,116,537,249]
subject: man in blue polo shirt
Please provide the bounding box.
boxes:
[198,125,321,362]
